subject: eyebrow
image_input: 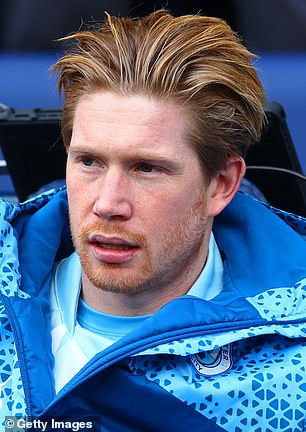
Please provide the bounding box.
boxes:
[130,152,180,165]
[68,146,183,171]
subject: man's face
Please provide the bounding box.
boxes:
[66,92,215,307]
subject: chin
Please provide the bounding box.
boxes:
[83,261,154,295]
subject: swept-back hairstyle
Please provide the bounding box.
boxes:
[52,9,266,177]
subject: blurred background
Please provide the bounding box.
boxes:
[0,0,306,201]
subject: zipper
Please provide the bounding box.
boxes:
[0,292,33,421]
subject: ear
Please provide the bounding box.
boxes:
[207,157,246,217]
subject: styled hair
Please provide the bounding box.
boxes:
[52,9,266,177]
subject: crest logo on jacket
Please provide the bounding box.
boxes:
[190,343,232,376]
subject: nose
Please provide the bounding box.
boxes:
[93,168,133,221]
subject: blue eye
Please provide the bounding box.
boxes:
[140,163,154,173]
[83,157,95,167]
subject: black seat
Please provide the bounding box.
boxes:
[245,100,306,216]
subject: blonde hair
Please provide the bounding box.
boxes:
[52,9,266,177]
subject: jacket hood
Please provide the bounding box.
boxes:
[214,192,306,300]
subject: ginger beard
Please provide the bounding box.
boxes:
[70,195,210,296]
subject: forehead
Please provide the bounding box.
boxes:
[74,91,185,124]
[71,91,192,155]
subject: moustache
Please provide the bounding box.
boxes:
[78,221,147,246]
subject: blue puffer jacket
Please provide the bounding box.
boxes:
[0,188,306,432]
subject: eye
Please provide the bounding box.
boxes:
[138,163,154,173]
[82,157,96,167]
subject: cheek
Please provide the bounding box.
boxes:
[67,183,90,227]
[144,191,201,236]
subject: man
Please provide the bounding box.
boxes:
[0,10,306,432]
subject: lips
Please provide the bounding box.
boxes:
[88,234,140,264]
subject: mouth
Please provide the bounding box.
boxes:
[88,235,140,264]
[96,242,133,250]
